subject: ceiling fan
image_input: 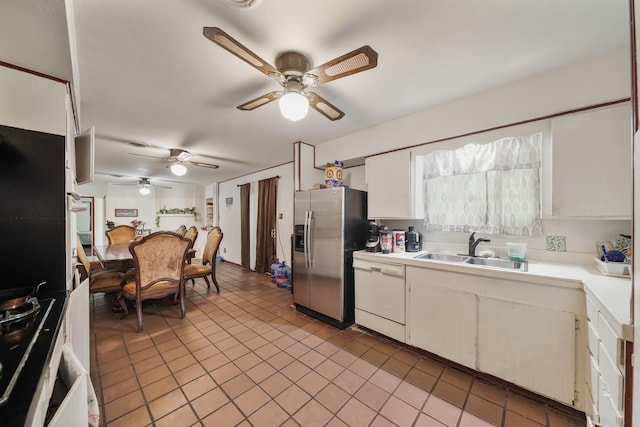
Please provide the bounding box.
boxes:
[113,177,171,195]
[128,148,220,176]
[203,27,378,121]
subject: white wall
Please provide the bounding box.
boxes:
[316,47,630,165]
[218,163,294,267]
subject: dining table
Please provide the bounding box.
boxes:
[94,242,196,270]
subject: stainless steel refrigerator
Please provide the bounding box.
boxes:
[293,187,368,328]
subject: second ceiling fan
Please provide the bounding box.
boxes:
[129,148,219,176]
[203,27,378,121]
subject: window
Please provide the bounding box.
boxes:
[421,133,542,236]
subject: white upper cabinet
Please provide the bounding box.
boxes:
[549,103,631,218]
[366,150,422,219]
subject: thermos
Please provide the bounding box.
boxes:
[406,226,422,252]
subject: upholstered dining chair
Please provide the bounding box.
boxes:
[117,231,191,332]
[183,225,198,263]
[105,225,136,244]
[76,236,125,295]
[184,226,223,293]
[176,225,187,236]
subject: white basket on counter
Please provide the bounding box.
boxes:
[593,256,631,277]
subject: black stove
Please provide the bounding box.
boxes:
[0,297,54,407]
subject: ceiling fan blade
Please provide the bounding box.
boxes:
[128,152,169,161]
[203,27,280,77]
[237,91,280,111]
[307,92,345,121]
[305,45,378,86]
[188,161,220,169]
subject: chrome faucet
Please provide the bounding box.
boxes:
[468,232,491,257]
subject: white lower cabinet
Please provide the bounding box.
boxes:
[407,279,477,369]
[585,293,626,427]
[403,263,584,409]
[477,297,576,405]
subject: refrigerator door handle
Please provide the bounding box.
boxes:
[304,210,310,268]
[305,210,313,269]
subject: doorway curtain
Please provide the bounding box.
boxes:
[240,183,251,270]
[255,177,277,274]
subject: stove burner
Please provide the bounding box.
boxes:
[0,297,40,327]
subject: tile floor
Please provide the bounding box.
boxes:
[90,262,586,427]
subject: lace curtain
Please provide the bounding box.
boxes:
[422,133,543,236]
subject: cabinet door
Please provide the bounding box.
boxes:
[478,297,576,405]
[366,150,415,219]
[550,103,631,218]
[408,282,477,369]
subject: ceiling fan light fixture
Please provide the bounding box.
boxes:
[279,91,309,121]
[138,185,151,195]
[170,162,188,176]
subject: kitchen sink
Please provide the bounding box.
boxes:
[413,253,467,262]
[464,257,528,271]
[413,252,528,271]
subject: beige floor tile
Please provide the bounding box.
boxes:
[432,379,468,408]
[181,374,216,401]
[155,404,199,427]
[275,384,311,415]
[142,374,179,402]
[297,370,330,396]
[104,388,146,421]
[423,395,462,426]
[106,405,152,427]
[471,380,507,407]
[245,360,277,383]
[337,397,377,426]
[315,383,350,413]
[220,373,255,399]
[210,361,242,384]
[458,411,499,427]
[504,410,545,427]
[464,394,504,426]
[293,399,334,427]
[259,371,293,398]
[101,376,140,404]
[191,387,230,419]
[174,363,207,386]
[394,380,430,409]
[414,412,449,427]
[506,392,547,425]
[441,367,474,390]
[247,400,290,427]
[380,395,420,425]
[202,401,246,427]
[234,385,271,416]
[333,369,366,395]
[148,388,188,421]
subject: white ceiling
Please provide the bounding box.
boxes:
[0,0,630,186]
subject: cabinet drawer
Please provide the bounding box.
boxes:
[598,392,623,427]
[587,354,599,406]
[598,313,622,368]
[599,342,624,413]
[587,321,599,359]
[586,295,598,325]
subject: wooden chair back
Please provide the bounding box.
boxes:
[106,225,136,244]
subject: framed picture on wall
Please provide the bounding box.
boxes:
[115,208,138,217]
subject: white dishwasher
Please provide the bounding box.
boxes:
[354,258,406,342]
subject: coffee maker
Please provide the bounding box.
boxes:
[365,222,381,252]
